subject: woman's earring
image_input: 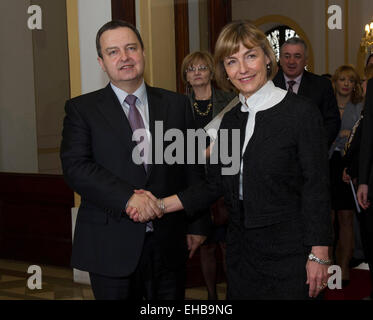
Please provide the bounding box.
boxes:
[227,77,230,81]
[266,64,270,70]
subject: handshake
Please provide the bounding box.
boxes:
[126,190,166,223]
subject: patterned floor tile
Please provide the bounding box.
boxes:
[0,259,219,300]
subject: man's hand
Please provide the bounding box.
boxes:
[126,191,160,223]
[357,184,370,210]
[187,234,207,259]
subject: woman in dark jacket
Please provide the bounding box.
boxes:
[328,65,363,285]
[181,51,236,299]
[127,21,332,300]
[181,51,236,124]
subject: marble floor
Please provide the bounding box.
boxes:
[2,258,371,300]
[0,259,226,300]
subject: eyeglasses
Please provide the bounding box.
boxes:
[186,65,209,73]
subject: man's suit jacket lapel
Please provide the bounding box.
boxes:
[273,69,286,90]
[95,84,169,180]
[96,84,148,180]
[146,85,169,180]
[274,69,310,97]
[97,84,137,151]
[278,71,286,89]
[298,71,311,97]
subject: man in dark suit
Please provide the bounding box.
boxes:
[273,37,340,147]
[60,20,207,300]
[357,78,373,299]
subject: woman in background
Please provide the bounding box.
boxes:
[181,51,235,299]
[329,65,364,286]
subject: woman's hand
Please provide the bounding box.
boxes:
[126,192,184,222]
[187,234,207,258]
[342,168,351,184]
[205,141,215,159]
[357,184,370,209]
[306,246,330,298]
[126,189,160,222]
[306,260,330,298]
[339,129,351,138]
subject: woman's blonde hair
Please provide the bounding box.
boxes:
[181,51,214,86]
[332,65,363,105]
[214,20,277,92]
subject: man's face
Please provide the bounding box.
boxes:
[279,44,307,79]
[98,27,145,92]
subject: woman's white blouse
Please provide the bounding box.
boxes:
[239,81,287,200]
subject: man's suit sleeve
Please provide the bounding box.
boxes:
[359,79,373,186]
[319,78,340,147]
[60,99,134,221]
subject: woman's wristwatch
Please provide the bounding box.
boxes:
[157,198,165,215]
[308,253,332,265]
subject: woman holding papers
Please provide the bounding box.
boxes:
[128,21,332,300]
[329,65,364,286]
[181,51,235,300]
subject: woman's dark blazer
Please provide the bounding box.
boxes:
[187,87,237,119]
[179,91,333,247]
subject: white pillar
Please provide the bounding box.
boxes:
[71,0,112,284]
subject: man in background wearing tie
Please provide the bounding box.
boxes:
[60,20,207,300]
[273,37,340,147]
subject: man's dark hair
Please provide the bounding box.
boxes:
[321,73,332,80]
[96,20,144,58]
[280,37,308,58]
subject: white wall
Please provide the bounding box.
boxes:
[189,0,200,53]
[72,0,112,285]
[0,0,38,173]
[78,0,112,94]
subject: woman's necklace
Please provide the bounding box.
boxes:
[193,100,212,116]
